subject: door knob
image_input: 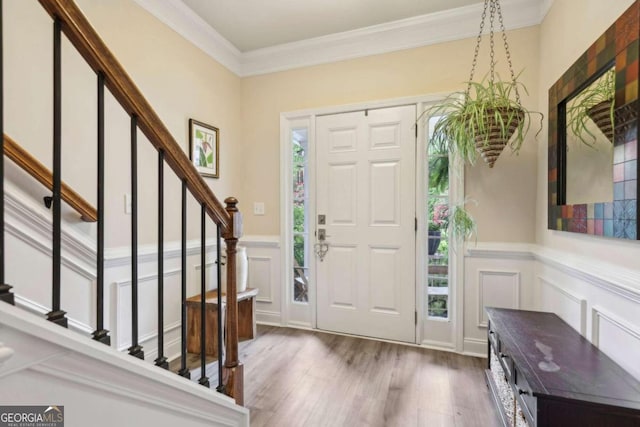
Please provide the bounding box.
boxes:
[317,228,331,241]
[315,228,330,261]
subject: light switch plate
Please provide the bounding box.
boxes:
[124,194,132,215]
[253,202,265,215]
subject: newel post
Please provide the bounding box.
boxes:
[222,197,244,405]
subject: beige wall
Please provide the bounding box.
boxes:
[241,27,541,242]
[536,0,639,268]
[11,0,638,265]
[5,0,243,247]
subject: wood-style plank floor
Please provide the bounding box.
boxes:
[240,325,498,427]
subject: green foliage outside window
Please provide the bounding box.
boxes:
[293,142,306,267]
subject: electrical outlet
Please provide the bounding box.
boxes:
[125,194,132,214]
[253,202,265,215]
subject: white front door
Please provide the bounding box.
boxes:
[315,105,416,343]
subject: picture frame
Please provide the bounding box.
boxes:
[189,119,219,178]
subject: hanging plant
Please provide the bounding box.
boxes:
[448,203,477,243]
[428,144,449,193]
[420,0,543,168]
[426,76,541,167]
[566,67,615,146]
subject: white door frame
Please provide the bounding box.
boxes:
[415,106,465,351]
[280,94,463,348]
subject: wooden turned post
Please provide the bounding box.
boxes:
[222,197,244,405]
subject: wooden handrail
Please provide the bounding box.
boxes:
[4,134,97,222]
[37,0,232,233]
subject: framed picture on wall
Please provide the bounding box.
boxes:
[189,119,219,178]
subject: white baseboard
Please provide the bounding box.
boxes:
[463,337,487,358]
[421,339,455,351]
[256,310,282,325]
[286,320,312,329]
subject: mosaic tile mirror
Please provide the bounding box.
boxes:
[549,1,639,239]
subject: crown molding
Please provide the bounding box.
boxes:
[241,0,544,76]
[134,0,548,77]
[131,0,242,75]
[540,0,556,20]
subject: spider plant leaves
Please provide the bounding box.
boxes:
[421,74,542,167]
[448,202,477,243]
[566,68,615,146]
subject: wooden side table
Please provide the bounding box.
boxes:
[186,288,259,358]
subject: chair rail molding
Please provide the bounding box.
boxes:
[534,247,640,304]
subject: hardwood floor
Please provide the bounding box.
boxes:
[240,325,498,427]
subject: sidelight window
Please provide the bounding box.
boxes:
[427,116,450,319]
[292,128,309,303]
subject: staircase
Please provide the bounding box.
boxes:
[0,0,248,424]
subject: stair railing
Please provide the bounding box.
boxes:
[0,0,244,404]
[3,134,97,222]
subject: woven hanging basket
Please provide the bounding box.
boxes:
[473,107,524,168]
[586,99,614,143]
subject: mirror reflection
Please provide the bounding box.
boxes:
[565,67,615,205]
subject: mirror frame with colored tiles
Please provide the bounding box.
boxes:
[549,1,639,239]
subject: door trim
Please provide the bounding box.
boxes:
[280,94,455,344]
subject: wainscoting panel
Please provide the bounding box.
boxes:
[112,268,181,354]
[105,241,221,361]
[535,248,640,381]
[539,276,587,335]
[242,237,282,325]
[463,244,535,356]
[477,270,520,328]
[248,256,273,303]
[592,307,640,381]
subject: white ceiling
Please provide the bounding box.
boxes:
[180,0,484,52]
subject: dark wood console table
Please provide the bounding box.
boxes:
[485,308,640,427]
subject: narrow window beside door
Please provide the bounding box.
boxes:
[427,116,450,319]
[292,128,309,303]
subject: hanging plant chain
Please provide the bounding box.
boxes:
[466,0,488,97]
[466,0,521,105]
[489,0,496,84]
[423,0,543,170]
[495,0,521,104]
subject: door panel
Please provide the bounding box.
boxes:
[327,245,358,308]
[316,105,416,343]
[370,161,400,225]
[369,246,400,313]
[328,163,357,224]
